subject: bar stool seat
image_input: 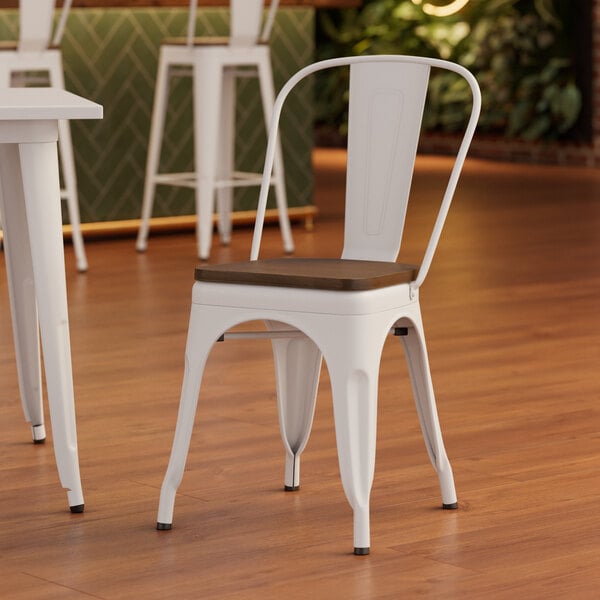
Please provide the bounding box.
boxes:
[0,0,88,272]
[136,0,293,260]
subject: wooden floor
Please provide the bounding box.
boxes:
[0,148,599,599]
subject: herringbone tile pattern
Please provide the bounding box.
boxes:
[0,7,314,223]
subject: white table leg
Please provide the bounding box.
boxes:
[0,146,45,444]
[7,140,83,512]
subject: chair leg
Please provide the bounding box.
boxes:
[0,152,45,444]
[400,315,457,509]
[323,318,383,555]
[267,321,322,491]
[157,306,224,528]
[137,50,171,252]
[256,56,294,254]
[193,60,223,260]
[216,69,235,246]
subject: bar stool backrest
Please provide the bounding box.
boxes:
[186,0,280,48]
[18,0,72,53]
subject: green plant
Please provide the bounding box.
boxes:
[316,0,583,142]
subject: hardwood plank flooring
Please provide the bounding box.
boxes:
[0,149,598,598]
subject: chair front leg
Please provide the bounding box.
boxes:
[322,317,384,555]
[157,305,223,529]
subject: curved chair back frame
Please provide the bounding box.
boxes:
[251,55,481,293]
[155,54,482,554]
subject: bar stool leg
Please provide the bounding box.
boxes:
[137,48,172,252]
[49,58,88,273]
[57,118,87,272]
[216,68,236,246]
[0,147,45,444]
[193,59,223,260]
[17,140,84,511]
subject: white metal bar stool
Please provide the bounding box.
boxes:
[137,0,293,260]
[0,0,88,272]
[0,88,102,511]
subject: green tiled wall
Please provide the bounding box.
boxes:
[0,7,315,223]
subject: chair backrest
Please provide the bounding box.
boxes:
[186,0,279,47]
[251,55,481,291]
[18,0,72,52]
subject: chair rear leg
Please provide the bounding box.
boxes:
[267,321,321,491]
[400,320,457,509]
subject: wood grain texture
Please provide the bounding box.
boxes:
[195,258,418,290]
[0,149,598,598]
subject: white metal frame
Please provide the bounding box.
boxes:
[137,0,291,260]
[156,55,481,554]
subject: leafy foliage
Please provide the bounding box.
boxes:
[316,0,582,142]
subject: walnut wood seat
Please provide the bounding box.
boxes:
[195,258,418,291]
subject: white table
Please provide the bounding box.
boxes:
[0,88,102,511]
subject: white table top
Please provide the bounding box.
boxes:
[0,88,102,121]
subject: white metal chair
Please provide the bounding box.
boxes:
[0,0,88,273]
[137,0,292,260]
[156,55,481,554]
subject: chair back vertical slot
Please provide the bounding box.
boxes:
[343,61,430,262]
